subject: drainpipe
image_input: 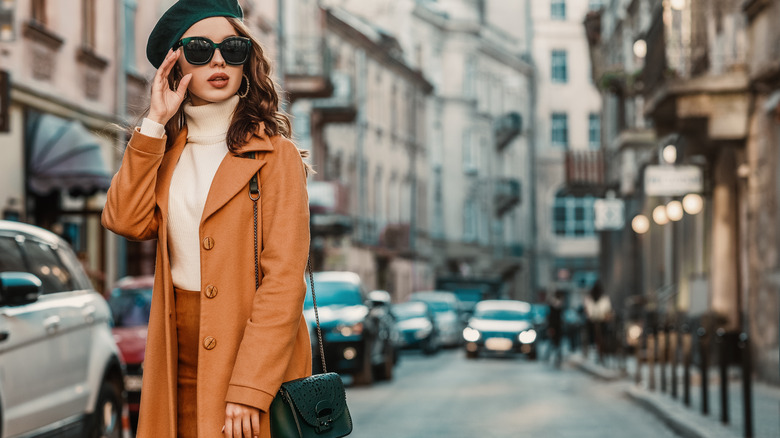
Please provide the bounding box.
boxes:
[526,0,538,298]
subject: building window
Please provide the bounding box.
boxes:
[32,0,46,25]
[588,0,604,11]
[462,129,477,173]
[464,199,478,242]
[553,192,596,237]
[82,0,96,49]
[551,50,568,83]
[124,0,137,71]
[551,0,566,20]
[589,113,600,149]
[551,113,568,147]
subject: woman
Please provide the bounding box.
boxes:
[102,1,312,437]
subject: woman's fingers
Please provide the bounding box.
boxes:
[242,415,253,438]
[176,73,192,99]
[223,418,233,438]
[251,410,261,438]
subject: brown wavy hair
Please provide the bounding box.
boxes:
[162,17,312,173]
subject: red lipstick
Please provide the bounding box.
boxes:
[207,73,230,89]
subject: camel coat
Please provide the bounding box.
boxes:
[102,125,312,438]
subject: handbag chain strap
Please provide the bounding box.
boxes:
[249,155,328,374]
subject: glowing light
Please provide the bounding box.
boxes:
[633,39,647,59]
[632,215,650,234]
[666,200,684,221]
[463,327,481,342]
[663,145,677,164]
[670,0,685,10]
[653,205,669,225]
[683,193,703,215]
[518,330,537,344]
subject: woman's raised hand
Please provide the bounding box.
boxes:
[148,48,192,126]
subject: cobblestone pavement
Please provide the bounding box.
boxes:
[345,349,682,438]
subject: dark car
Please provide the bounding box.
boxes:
[463,299,538,359]
[391,301,439,355]
[105,275,154,433]
[305,272,396,385]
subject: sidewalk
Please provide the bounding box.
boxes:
[568,352,780,438]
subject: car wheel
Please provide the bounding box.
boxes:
[353,342,375,386]
[422,337,437,356]
[528,349,538,361]
[466,349,478,359]
[89,380,122,438]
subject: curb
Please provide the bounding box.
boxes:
[569,355,627,381]
[624,386,738,438]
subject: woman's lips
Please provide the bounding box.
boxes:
[208,73,230,89]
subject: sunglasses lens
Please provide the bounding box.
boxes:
[183,39,213,64]
[220,38,250,65]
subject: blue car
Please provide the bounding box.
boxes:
[392,301,440,355]
[304,272,396,385]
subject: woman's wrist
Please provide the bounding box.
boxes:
[140,118,166,138]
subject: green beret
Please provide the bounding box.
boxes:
[146,0,243,68]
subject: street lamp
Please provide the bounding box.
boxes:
[633,39,647,59]
[682,193,703,215]
[653,205,669,225]
[666,200,683,221]
[632,214,650,234]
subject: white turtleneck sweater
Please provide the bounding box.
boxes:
[140,95,240,291]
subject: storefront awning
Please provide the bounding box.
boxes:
[26,112,112,196]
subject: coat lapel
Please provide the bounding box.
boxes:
[155,128,189,220]
[200,131,274,223]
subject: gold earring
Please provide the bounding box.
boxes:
[238,74,250,98]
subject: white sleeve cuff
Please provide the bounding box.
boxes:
[139,118,166,139]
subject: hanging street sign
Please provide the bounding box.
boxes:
[644,165,703,196]
[594,198,625,231]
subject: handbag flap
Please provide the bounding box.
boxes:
[280,372,348,428]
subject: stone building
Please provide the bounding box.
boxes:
[316,0,534,302]
[589,0,779,383]
[531,0,604,301]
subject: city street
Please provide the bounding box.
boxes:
[346,349,681,438]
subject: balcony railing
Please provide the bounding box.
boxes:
[565,150,605,192]
[308,181,352,235]
[312,71,357,123]
[380,223,411,252]
[494,178,521,216]
[494,112,522,151]
[284,36,333,101]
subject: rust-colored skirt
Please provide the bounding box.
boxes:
[174,287,200,438]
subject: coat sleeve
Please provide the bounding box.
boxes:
[101,130,166,241]
[225,137,310,412]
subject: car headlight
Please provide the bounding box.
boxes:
[463,327,481,342]
[336,322,364,336]
[518,329,537,344]
[414,325,432,339]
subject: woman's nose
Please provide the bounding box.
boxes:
[211,48,226,66]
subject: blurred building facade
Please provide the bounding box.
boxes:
[320,0,535,302]
[531,0,605,303]
[589,0,780,384]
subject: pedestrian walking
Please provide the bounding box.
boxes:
[102,1,313,437]
[546,289,565,368]
[584,281,612,364]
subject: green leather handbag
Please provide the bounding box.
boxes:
[249,164,352,438]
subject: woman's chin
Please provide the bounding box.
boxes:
[189,89,239,105]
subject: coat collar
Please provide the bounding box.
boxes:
[155,124,275,224]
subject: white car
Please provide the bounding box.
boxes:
[409,291,463,347]
[0,220,125,437]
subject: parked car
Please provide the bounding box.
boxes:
[105,275,154,433]
[305,272,396,385]
[463,299,538,360]
[0,220,125,437]
[409,291,462,347]
[391,301,440,355]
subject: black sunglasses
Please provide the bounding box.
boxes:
[174,36,252,65]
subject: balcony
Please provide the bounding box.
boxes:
[312,71,357,123]
[308,181,352,235]
[494,178,521,216]
[493,112,522,151]
[565,150,605,194]
[380,223,411,253]
[284,36,334,102]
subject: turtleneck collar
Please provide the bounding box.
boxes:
[183,95,240,144]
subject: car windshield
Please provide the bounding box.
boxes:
[393,303,427,320]
[475,308,531,321]
[108,288,153,327]
[304,281,362,308]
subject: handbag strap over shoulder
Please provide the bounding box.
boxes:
[248,153,328,374]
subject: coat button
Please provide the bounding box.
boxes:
[204,285,218,299]
[203,336,217,350]
[202,237,215,250]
